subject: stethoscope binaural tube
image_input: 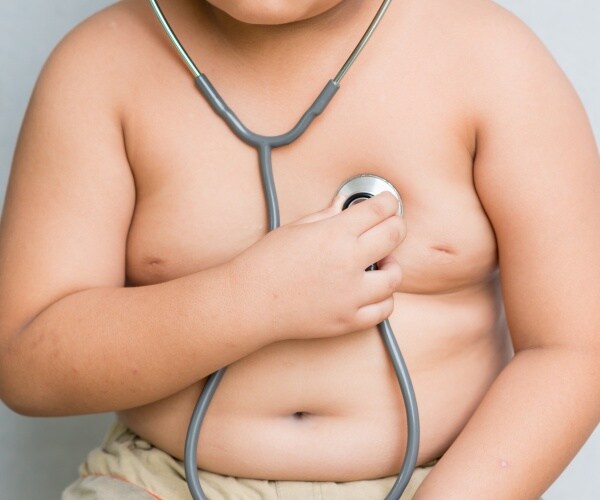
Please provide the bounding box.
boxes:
[146,1,419,499]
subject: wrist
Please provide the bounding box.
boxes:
[224,255,281,347]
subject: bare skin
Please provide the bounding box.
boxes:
[1,0,599,497]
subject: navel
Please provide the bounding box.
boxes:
[291,411,312,421]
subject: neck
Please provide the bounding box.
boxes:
[199,0,372,68]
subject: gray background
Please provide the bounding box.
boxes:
[0,1,598,498]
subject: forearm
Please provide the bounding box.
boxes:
[0,263,270,416]
[413,347,600,500]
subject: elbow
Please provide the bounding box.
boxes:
[0,327,61,416]
[0,380,35,417]
[0,368,40,417]
[0,353,92,417]
[0,382,62,418]
[1,392,42,417]
[0,350,54,417]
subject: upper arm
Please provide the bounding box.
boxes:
[471,4,600,352]
[0,15,136,346]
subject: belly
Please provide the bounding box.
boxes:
[119,279,511,481]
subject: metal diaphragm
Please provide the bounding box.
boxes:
[335,174,403,216]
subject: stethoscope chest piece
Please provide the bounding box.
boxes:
[335,174,403,215]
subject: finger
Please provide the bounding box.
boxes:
[337,192,400,236]
[357,215,406,267]
[376,253,399,269]
[360,257,402,304]
[354,296,395,330]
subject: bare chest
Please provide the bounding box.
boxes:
[123,59,497,293]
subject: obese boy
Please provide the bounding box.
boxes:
[0,0,599,498]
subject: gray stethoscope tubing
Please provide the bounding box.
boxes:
[147,1,419,499]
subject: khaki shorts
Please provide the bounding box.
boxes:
[62,420,438,500]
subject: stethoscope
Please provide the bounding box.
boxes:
[148,2,419,499]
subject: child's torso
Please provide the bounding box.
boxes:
[115,0,511,480]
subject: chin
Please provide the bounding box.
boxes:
[205,0,343,25]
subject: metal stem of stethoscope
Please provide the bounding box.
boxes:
[147,2,419,499]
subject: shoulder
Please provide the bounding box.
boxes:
[403,0,583,137]
[384,0,565,111]
[429,1,571,111]
[404,0,544,47]
[46,0,154,62]
[396,0,563,83]
[34,0,165,110]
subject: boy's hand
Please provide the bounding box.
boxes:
[230,192,406,341]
